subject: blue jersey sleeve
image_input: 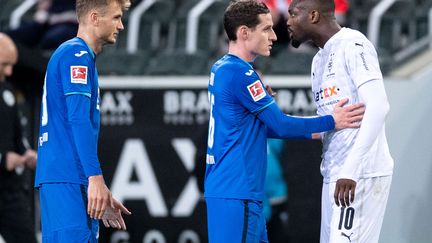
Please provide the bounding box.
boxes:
[267,126,312,140]
[259,103,335,139]
[231,68,274,114]
[60,48,93,97]
[66,94,102,177]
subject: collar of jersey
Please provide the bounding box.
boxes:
[321,27,347,51]
[75,37,96,59]
[226,54,253,69]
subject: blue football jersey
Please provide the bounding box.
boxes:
[35,37,101,186]
[204,54,275,201]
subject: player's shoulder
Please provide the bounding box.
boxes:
[212,54,257,80]
[215,55,251,71]
[339,28,374,49]
[51,38,92,62]
[339,28,366,40]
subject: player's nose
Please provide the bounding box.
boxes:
[270,28,277,41]
[118,20,124,31]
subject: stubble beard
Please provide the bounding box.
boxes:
[291,39,301,48]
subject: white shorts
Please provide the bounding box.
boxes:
[320,176,392,243]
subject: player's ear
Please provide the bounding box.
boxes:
[238,25,249,40]
[310,10,320,24]
[90,11,99,26]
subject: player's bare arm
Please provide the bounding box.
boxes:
[332,98,365,129]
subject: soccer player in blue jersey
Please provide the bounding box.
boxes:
[204,1,365,242]
[35,0,131,242]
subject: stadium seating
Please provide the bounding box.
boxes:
[0,0,32,32]
[97,48,150,75]
[2,0,431,76]
[267,49,316,75]
[415,0,432,40]
[145,50,211,75]
[196,1,229,55]
[166,0,201,51]
[380,0,416,53]
[348,0,381,33]
[136,0,174,52]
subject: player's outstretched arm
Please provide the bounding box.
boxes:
[332,98,365,130]
[259,99,364,139]
[102,198,132,230]
[259,103,336,138]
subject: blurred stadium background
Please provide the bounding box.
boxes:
[0,0,431,242]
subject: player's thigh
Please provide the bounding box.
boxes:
[206,198,268,243]
[321,176,392,243]
[355,176,392,243]
[39,183,99,243]
[320,182,333,243]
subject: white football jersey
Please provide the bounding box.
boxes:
[311,28,393,183]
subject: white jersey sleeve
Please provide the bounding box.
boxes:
[338,80,390,181]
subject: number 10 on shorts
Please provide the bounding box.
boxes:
[338,207,355,230]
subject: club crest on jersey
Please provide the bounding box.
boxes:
[70,66,88,84]
[247,80,266,102]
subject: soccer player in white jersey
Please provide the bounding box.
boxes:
[287,0,394,242]
[205,1,367,242]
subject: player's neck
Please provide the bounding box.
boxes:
[315,22,341,48]
[228,43,256,63]
[77,28,102,55]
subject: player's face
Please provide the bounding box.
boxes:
[97,1,124,45]
[287,1,311,48]
[247,13,277,57]
[0,48,17,81]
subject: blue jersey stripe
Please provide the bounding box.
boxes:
[252,100,275,114]
[65,92,91,98]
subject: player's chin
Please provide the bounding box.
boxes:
[108,36,118,44]
[260,49,271,57]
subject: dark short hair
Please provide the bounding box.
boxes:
[223,0,270,41]
[291,0,335,14]
[76,0,130,21]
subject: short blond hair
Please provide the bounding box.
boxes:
[76,0,131,21]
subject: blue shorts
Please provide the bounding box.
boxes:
[206,198,268,243]
[39,183,99,243]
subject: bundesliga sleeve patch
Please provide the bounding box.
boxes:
[247,80,266,102]
[70,66,88,84]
